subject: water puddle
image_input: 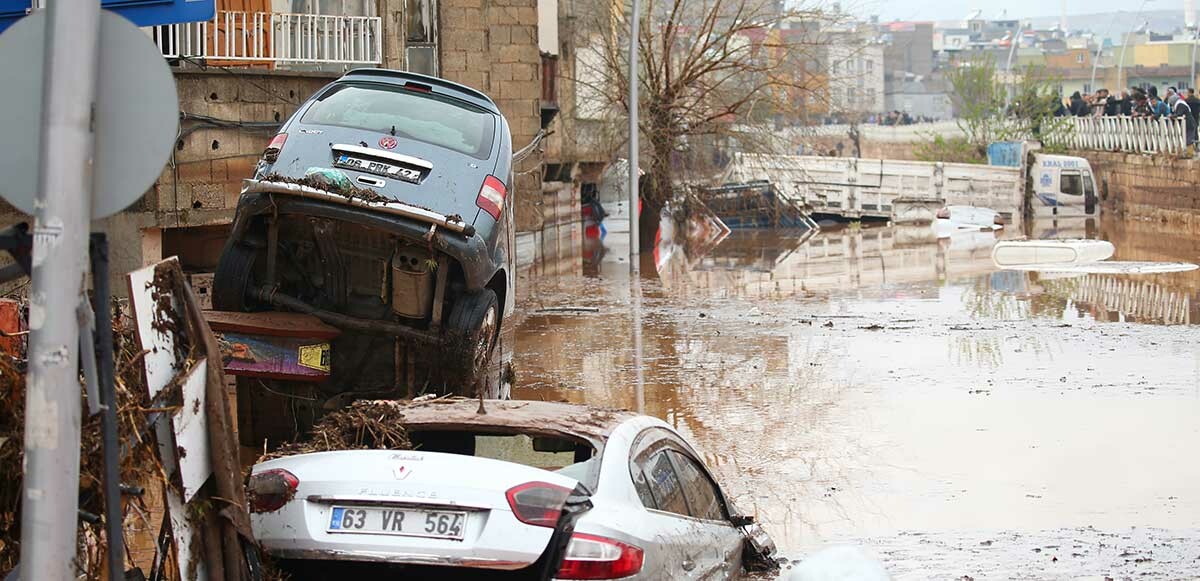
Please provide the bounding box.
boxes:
[513,215,1200,578]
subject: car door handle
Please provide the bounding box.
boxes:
[681,558,696,572]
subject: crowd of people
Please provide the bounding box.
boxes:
[1060,86,1200,145]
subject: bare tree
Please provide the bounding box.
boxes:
[574,0,830,241]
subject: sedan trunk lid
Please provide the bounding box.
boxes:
[251,449,583,570]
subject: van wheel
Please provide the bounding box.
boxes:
[446,289,499,381]
[213,243,259,311]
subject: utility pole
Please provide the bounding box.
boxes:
[628,0,640,264]
[21,0,99,577]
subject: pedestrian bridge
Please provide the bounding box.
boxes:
[1048,116,1191,157]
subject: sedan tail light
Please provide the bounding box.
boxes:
[248,468,299,513]
[936,207,950,220]
[263,133,288,163]
[505,481,571,527]
[476,175,508,220]
[555,533,645,579]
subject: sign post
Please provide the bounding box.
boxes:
[20,0,99,578]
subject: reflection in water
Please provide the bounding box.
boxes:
[514,213,1200,573]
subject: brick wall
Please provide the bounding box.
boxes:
[1073,150,1200,227]
[379,0,546,231]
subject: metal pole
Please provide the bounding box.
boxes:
[1090,11,1120,91]
[1191,28,1197,89]
[628,0,640,262]
[1119,0,1153,91]
[1004,24,1023,110]
[20,0,100,577]
[91,234,124,581]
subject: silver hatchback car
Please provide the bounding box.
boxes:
[250,399,776,579]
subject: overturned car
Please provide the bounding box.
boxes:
[213,69,515,397]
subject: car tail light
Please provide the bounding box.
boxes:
[936,207,950,220]
[476,175,507,220]
[248,468,299,513]
[263,133,288,163]
[505,481,571,527]
[555,533,645,579]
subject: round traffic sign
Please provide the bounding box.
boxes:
[0,10,180,219]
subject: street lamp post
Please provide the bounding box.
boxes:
[1117,0,1153,90]
[628,0,640,264]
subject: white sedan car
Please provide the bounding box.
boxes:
[249,399,776,579]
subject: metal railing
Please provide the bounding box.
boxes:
[149,11,382,65]
[1048,116,1190,156]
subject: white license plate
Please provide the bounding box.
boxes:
[334,155,422,183]
[327,505,467,540]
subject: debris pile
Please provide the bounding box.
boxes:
[0,314,165,577]
[262,400,411,462]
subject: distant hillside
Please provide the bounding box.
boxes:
[1028,10,1189,42]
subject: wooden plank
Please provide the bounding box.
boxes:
[204,311,341,339]
[126,259,209,581]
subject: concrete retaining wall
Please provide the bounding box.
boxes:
[1073,150,1200,227]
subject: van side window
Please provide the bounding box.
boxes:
[1060,171,1083,196]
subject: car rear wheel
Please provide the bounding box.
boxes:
[446,289,499,382]
[213,242,260,311]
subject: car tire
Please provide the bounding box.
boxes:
[446,289,499,382]
[213,243,259,311]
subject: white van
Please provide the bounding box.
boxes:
[1028,154,1100,217]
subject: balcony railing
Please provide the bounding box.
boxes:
[149,11,382,66]
[1048,116,1190,157]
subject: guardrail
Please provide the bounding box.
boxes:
[149,11,382,65]
[1049,116,1190,157]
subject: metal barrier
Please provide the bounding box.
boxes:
[1048,116,1190,156]
[150,11,382,65]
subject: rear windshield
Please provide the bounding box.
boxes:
[301,83,497,159]
[409,429,599,489]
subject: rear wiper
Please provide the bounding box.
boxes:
[390,125,397,136]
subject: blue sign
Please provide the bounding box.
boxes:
[0,0,214,34]
[987,141,1023,167]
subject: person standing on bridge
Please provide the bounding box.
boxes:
[1168,92,1197,146]
[1186,89,1200,125]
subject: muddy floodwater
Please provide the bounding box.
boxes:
[511,215,1200,579]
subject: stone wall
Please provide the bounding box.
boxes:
[1073,150,1200,227]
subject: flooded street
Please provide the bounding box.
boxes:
[512,216,1200,579]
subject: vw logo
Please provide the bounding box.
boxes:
[379,136,398,150]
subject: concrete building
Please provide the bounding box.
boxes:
[826,30,887,116]
[885,79,953,120]
[881,21,934,80]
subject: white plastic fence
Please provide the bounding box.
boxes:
[1048,116,1189,157]
[150,11,382,65]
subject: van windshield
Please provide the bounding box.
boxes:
[302,83,497,159]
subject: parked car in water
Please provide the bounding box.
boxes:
[213,69,515,394]
[248,399,777,580]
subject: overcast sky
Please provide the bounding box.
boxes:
[851,0,1180,23]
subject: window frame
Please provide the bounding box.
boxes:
[405,0,439,76]
[628,427,734,523]
[1060,170,1084,196]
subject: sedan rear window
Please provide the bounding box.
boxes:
[301,83,497,159]
[408,429,598,488]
